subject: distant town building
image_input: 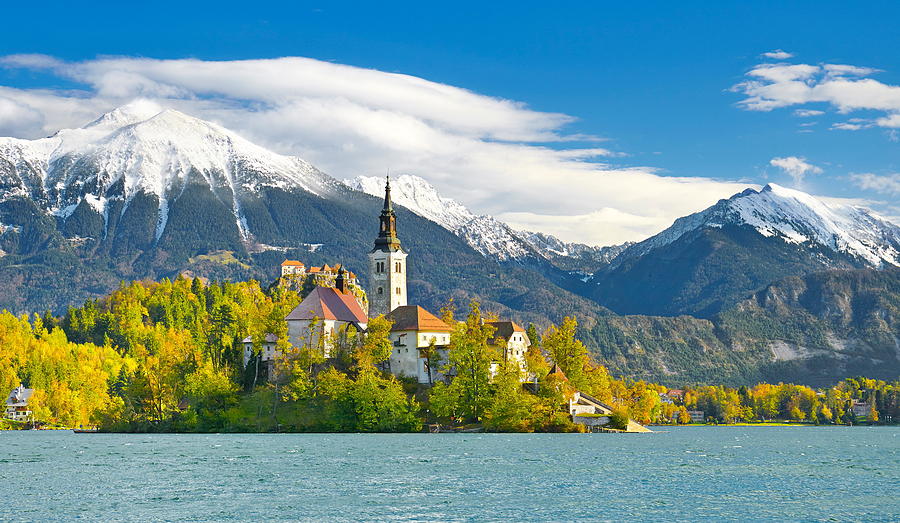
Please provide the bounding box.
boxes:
[687,410,705,423]
[5,385,33,422]
[280,259,306,276]
[665,389,684,401]
[385,305,452,384]
[850,400,871,419]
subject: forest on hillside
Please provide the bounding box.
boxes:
[1,277,897,432]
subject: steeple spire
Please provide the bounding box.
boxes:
[373,175,402,252]
[383,174,393,212]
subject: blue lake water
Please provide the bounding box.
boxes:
[0,427,897,522]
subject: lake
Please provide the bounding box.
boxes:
[0,427,897,521]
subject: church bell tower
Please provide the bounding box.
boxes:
[368,176,408,317]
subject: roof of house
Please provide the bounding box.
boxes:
[241,333,279,344]
[285,287,368,324]
[387,305,452,332]
[547,363,568,381]
[485,321,529,345]
[6,385,33,407]
[281,260,304,267]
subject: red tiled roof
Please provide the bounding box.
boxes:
[281,260,304,266]
[285,287,368,324]
[387,305,452,332]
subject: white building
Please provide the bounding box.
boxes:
[368,177,407,317]
[242,333,279,369]
[486,321,531,379]
[285,272,369,358]
[5,385,33,422]
[385,305,452,384]
[280,260,306,276]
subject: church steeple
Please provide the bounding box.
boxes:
[368,175,408,317]
[373,176,402,252]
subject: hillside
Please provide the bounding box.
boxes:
[580,267,900,386]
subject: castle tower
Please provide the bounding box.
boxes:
[368,177,408,317]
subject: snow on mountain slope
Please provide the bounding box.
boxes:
[346,174,619,265]
[0,100,340,241]
[347,174,532,260]
[348,174,475,232]
[611,183,900,268]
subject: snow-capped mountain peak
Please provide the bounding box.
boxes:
[611,182,900,268]
[0,101,339,242]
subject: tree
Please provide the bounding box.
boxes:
[429,301,497,423]
[543,317,589,390]
[869,404,879,424]
[678,406,692,424]
[483,361,536,431]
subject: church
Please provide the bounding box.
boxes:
[246,178,530,384]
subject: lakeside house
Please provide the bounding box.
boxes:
[242,333,280,376]
[5,385,33,422]
[850,399,871,419]
[688,410,706,423]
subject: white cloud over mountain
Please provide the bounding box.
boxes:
[733,56,900,133]
[0,54,753,246]
[769,156,823,185]
[852,173,900,195]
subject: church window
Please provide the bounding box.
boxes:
[377,287,383,295]
[395,261,402,273]
[395,287,401,295]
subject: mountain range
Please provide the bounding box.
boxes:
[1,101,898,385]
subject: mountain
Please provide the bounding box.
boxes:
[0,101,609,329]
[514,230,633,273]
[2,102,898,386]
[579,266,900,386]
[588,183,900,318]
[347,174,622,272]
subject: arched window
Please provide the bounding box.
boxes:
[395,287,401,295]
[377,287,383,295]
[395,261,402,273]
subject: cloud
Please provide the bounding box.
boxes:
[831,121,870,131]
[851,173,900,196]
[0,96,45,137]
[793,109,824,117]
[501,207,674,246]
[876,113,900,128]
[0,54,753,246]
[762,50,793,60]
[769,156,823,184]
[733,58,900,130]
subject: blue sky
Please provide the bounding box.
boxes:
[0,1,897,244]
